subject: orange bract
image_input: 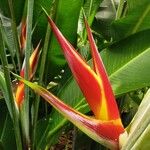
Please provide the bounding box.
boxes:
[15,43,40,107]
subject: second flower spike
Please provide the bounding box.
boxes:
[15,42,40,107]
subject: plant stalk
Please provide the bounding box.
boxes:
[116,0,125,19]
[0,22,23,150]
[20,0,34,148]
[32,25,51,149]
[32,1,57,148]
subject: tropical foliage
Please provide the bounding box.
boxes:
[0,0,150,149]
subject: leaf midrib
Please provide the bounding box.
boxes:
[131,4,150,34]
[109,47,150,79]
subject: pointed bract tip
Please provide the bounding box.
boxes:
[15,42,41,107]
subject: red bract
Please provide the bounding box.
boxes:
[20,19,26,52]
[17,12,126,149]
[15,43,40,107]
[84,18,120,121]
[47,16,122,121]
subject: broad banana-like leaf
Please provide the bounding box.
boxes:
[122,89,150,150]
[111,0,150,40]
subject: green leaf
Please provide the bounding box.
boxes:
[32,0,55,44]
[0,16,17,72]
[45,0,83,81]
[0,71,8,100]
[77,0,102,57]
[0,16,15,54]
[0,0,25,25]
[131,124,150,150]
[78,0,102,37]
[83,0,102,24]
[36,77,89,149]
[121,89,150,150]
[132,124,150,150]
[0,18,22,150]
[101,29,150,95]
[111,0,150,40]
[0,56,13,119]
[0,101,16,150]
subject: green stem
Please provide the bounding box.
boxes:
[111,0,117,13]
[8,0,21,70]
[20,0,34,148]
[116,0,125,19]
[32,0,58,149]
[0,23,23,150]
[32,1,57,148]
[32,25,51,149]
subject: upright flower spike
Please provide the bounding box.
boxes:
[15,43,40,107]
[47,14,122,123]
[16,11,126,149]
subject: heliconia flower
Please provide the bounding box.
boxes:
[47,16,120,122]
[15,42,40,107]
[16,12,127,149]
